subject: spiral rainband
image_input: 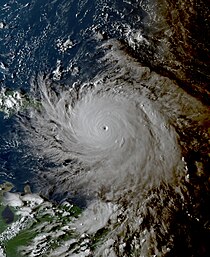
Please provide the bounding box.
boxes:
[28,68,182,200]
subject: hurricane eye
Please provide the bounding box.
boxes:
[102,125,109,131]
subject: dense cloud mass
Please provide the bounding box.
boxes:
[13,0,209,255]
[24,41,185,202]
[19,40,202,256]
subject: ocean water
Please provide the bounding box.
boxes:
[0,0,209,256]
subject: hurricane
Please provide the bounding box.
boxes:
[17,40,194,256]
[23,40,183,200]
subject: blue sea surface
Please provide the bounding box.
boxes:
[0,0,98,190]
